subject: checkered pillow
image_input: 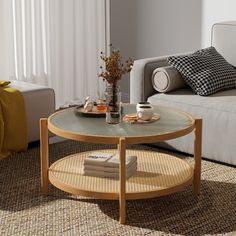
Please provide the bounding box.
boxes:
[167,47,236,95]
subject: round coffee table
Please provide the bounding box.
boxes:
[40,104,202,224]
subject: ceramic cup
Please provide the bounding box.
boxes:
[137,105,154,121]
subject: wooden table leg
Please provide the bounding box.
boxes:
[40,118,49,195]
[118,137,126,224]
[193,118,202,196]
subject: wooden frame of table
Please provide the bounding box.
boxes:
[40,107,202,224]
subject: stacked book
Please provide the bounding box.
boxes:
[84,152,137,179]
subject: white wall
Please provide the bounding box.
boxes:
[110,0,236,101]
[110,0,202,59]
[110,0,137,101]
[110,0,202,101]
[202,0,236,47]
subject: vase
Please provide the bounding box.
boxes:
[105,84,121,124]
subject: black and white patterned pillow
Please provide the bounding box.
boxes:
[167,47,236,95]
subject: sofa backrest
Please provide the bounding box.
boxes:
[211,21,236,67]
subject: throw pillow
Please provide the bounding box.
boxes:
[152,66,186,93]
[167,47,236,95]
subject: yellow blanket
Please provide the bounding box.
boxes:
[0,80,28,159]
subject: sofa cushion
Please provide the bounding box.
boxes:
[148,88,236,165]
[152,66,186,93]
[167,47,236,96]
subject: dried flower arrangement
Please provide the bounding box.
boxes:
[98,46,134,85]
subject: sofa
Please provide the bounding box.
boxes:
[130,21,236,166]
[9,80,55,143]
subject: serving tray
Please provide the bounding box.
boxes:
[74,105,106,118]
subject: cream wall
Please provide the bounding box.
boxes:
[110,0,202,101]
[202,0,236,47]
[110,0,236,101]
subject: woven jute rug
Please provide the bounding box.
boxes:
[0,140,235,236]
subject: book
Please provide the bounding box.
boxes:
[84,153,137,168]
[84,162,137,179]
[84,162,137,173]
[84,152,114,163]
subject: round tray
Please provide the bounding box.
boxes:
[74,105,106,118]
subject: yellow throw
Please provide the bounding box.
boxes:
[0,80,11,87]
[0,81,28,159]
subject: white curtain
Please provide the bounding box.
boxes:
[0,0,108,107]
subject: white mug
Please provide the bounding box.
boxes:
[137,105,154,121]
[136,101,150,110]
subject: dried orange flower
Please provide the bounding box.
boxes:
[98,47,134,85]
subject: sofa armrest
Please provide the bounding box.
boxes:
[130,56,169,103]
[130,52,191,103]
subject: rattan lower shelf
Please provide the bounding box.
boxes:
[49,149,194,200]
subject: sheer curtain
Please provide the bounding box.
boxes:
[0,0,108,107]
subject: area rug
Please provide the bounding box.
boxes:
[0,140,235,236]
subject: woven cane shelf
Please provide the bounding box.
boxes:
[49,149,194,200]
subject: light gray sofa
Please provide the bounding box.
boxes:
[130,21,236,166]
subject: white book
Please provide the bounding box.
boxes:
[84,152,114,164]
[84,153,137,168]
[84,162,137,179]
[84,162,137,173]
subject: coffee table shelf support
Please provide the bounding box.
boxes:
[40,118,49,195]
[193,118,202,196]
[118,137,126,224]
